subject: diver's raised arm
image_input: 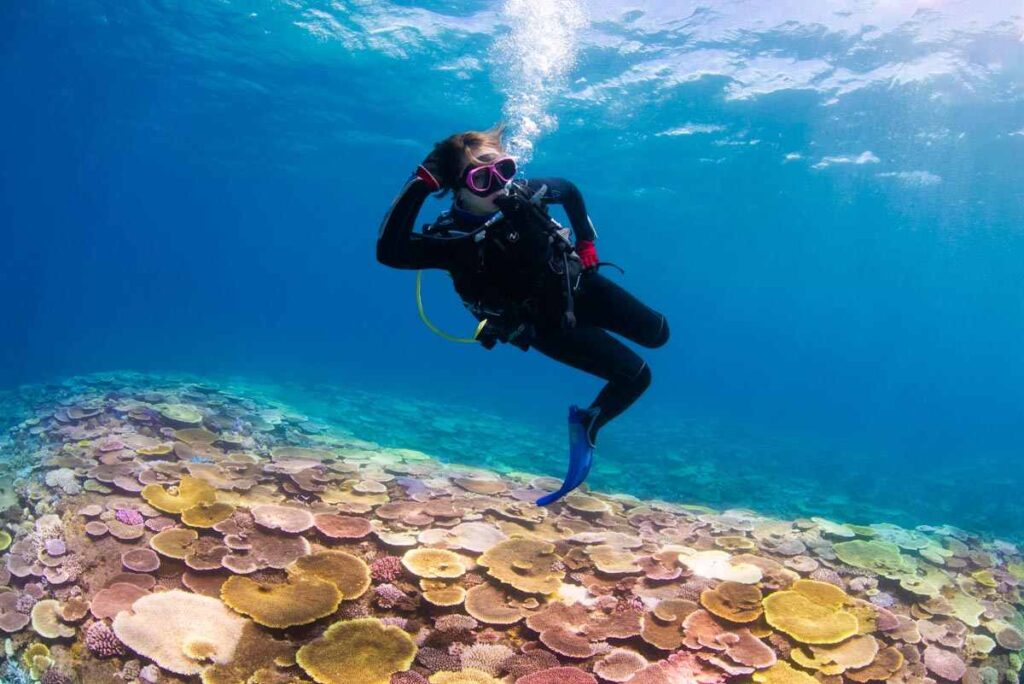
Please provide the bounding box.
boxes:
[376,165,453,270]
[527,176,600,270]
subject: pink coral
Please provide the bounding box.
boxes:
[437,614,478,632]
[476,628,503,645]
[337,601,370,619]
[517,666,598,684]
[460,643,514,676]
[40,671,73,684]
[85,620,127,657]
[391,673,429,684]
[416,646,461,673]
[506,650,561,679]
[809,567,844,586]
[870,592,896,608]
[15,593,37,614]
[625,651,726,684]
[374,583,411,610]
[371,555,403,583]
[115,508,144,526]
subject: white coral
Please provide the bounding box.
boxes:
[44,468,81,495]
[460,643,514,676]
[112,590,247,675]
[33,513,63,539]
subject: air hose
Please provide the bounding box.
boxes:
[415,270,487,344]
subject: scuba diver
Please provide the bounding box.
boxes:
[376,123,669,505]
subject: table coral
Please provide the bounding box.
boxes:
[0,373,1020,684]
[111,590,246,675]
[221,574,342,628]
[295,617,417,684]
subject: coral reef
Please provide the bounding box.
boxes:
[0,372,1020,683]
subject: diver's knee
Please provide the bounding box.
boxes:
[643,314,670,348]
[632,361,652,391]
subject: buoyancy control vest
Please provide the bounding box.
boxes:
[421,181,585,347]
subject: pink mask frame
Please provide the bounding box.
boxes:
[461,156,517,196]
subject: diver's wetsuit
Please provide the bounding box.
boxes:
[376,172,669,443]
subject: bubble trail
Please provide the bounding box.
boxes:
[493,0,587,164]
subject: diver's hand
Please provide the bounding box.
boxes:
[491,191,516,213]
[576,240,599,270]
[416,152,443,191]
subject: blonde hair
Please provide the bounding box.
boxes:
[425,122,508,196]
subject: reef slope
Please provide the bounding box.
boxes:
[0,374,1021,684]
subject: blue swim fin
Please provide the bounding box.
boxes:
[536,405,596,506]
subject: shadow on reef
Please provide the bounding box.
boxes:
[0,372,1021,683]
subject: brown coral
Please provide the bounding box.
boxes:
[287,550,371,600]
[181,502,236,528]
[477,539,563,594]
[221,574,342,628]
[295,617,417,684]
[700,581,764,623]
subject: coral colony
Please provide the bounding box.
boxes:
[0,373,1021,683]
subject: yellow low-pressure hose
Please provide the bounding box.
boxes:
[415,270,487,344]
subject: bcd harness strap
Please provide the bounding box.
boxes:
[415,182,625,346]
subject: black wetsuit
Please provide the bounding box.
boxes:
[376,173,669,442]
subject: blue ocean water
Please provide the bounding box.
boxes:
[2,1,1023,538]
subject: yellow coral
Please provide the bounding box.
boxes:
[137,444,173,457]
[21,643,51,679]
[846,646,905,682]
[791,634,879,675]
[752,661,818,684]
[181,502,236,528]
[154,403,203,425]
[715,535,757,551]
[30,599,75,639]
[221,574,342,628]
[762,580,861,644]
[295,617,417,684]
[287,550,371,600]
[428,669,503,684]
[972,569,997,588]
[173,427,219,446]
[142,475,216,514]
[150,527,198,559]
[420,579,467,607]
[832,540,913,579]
[402,548,468,579]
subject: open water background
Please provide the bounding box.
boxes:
[2,0,1023,538]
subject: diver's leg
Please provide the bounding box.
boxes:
[530,324,652,444]
[575,272,670,348]
[530,324,653,505]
